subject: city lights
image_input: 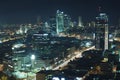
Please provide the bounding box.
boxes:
[31,55,35,60]
[0,0,119,80]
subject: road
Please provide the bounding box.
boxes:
[53,46,95,70]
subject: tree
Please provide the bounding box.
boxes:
[0,64,8,80]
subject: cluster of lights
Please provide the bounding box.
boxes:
[52,77,65,80]
[52,77,82,80]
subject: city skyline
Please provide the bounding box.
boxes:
[0,1,120,80]
[0,0,119,25]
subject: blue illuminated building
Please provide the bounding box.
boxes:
[56,10,64,34]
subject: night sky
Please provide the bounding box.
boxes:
[0,0,119,25]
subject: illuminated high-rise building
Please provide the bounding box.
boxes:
[49,16,56,33]
[95,13,109,50]
[56,10,64,34]
[78,16,83,27]
[64,14,71,30]
[19,24,29,34]
[44,22,50,33]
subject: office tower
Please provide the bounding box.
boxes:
[95,13,109,50]
[19,24,29,34]
[78,16,83,27]
[37,16,43,28]
[64,14,71,30]
[37,16,41,24]
[44,22,50,33]
[49,16,56,34]
[32,32,49,44]
[56,10,64,34]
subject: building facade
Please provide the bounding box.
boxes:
[56,10,64,34]
[95,13,109,50]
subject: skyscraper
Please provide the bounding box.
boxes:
[37,16,41,24]
[56,10,64,34]
[64,14,71,30]
[95,13,109,50]
[78,16,83,27]
[49,16,56,33]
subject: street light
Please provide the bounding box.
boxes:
[31,55,35,60]
[31,55,35,69]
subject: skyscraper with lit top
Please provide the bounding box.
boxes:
[95,13,109,50]
[56,10,64,34]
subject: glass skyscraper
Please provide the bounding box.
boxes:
[95,13,109,50]
[56,10,64,34]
